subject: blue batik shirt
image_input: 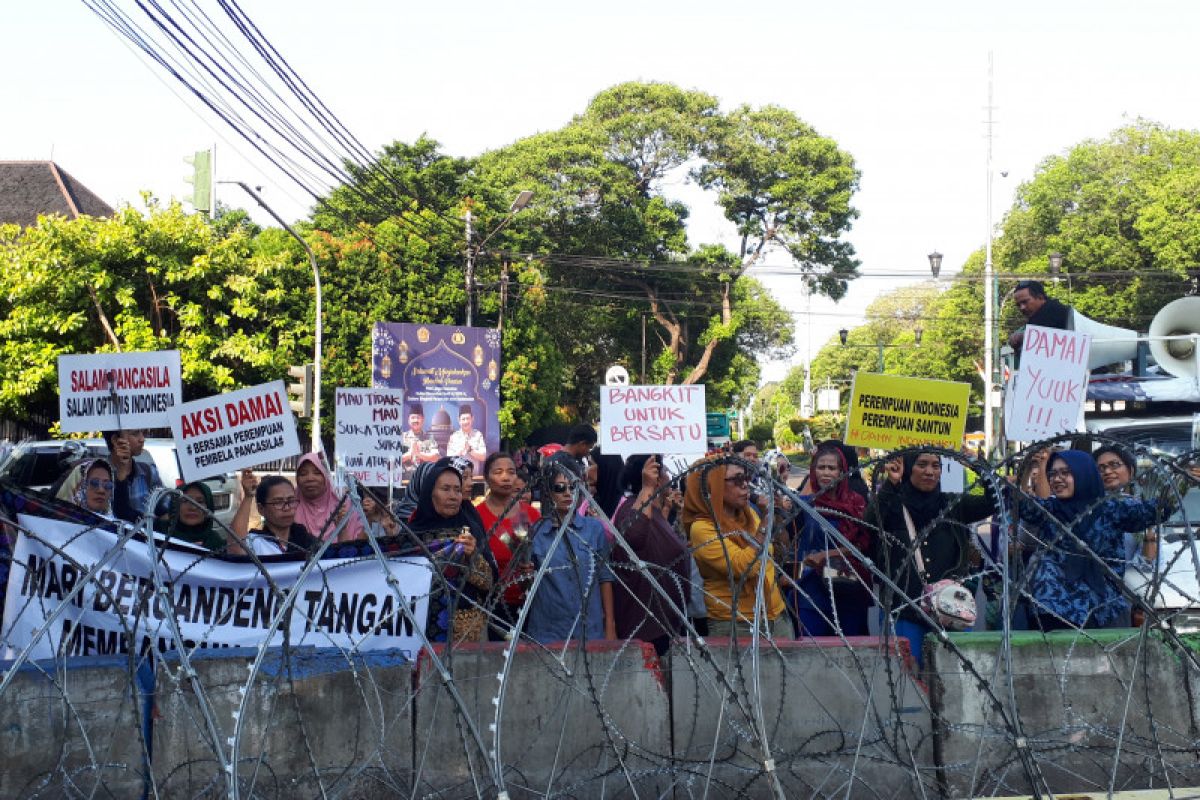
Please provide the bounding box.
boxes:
[524,514,614,643]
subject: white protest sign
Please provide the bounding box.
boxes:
[2,515,432,661]
[336,388,405,487]
[168,381,300,482]
[57,351,182,432]
[940,459,965,493]
[1006,325,1091,441]
[599,385,707,457]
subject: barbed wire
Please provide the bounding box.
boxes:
[2,436,1199,798]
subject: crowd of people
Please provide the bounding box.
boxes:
[8,421,1199,667]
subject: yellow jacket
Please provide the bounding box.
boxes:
[688,513,785,622]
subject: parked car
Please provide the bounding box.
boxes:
[0,438,239,527]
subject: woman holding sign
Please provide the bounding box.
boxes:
[1020,449,1176,632]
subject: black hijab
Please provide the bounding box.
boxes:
[406,458,494,566]
[893,452,949,531]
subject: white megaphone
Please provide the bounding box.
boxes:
[1149,296,1200,378]
[1069,309,1139,370]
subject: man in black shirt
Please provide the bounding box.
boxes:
[1008,279,1071,357]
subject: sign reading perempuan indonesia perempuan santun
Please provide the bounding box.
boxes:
[844,373,971,450]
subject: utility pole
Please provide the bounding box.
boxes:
[498,260,509,334]
[983,52,1001,459]
[464,204,475,327]
[221,181,322,455]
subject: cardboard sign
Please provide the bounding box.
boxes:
[2,515,432,661]
[336,388,406,487]
[599,385,707,457]
[1005,325,1091,441]
[844,373,971,450]
[168,381,300,482]
[57,351,182,432]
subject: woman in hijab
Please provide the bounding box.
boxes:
[162,481,226,551]
[1021,449,1171,631]
[59,458,116,518]
[868,451,994,668]
[610,455,691,656]
[684,458,789,640]
[293,453,364,542]
[790,444,872,637]
[405,457,496,644]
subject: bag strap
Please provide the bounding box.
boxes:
[900,505,930,582]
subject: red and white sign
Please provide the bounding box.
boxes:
[57,351,182,433]
[599,384,707,457]
[1005,325,1092,441]
[168,381,300,482]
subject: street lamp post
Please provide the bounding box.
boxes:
[221,181,322,455]
[838,328,922,372]
[465,191,533,327]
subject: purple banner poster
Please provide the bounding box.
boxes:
[372,322,501,480]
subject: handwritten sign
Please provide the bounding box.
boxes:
[599,385,707,457]
[57,351,182,432]
[844,373,971,450]
[336,388,405,486]
[1005,325,1091,441]
[168,381,300,482]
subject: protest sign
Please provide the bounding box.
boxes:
[371,323,501,478]
[844,373,971,450]
[58,351,182,432]
[1005,325,1091,441]
[336,388,406,487]
[168,381,300,483]
[599,385,707,457]
[1,515,432,661]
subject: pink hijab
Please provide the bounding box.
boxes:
[294,453,364,541]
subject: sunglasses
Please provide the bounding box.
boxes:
[550,483,571,494]
[723,474,750,488]
[86,478,114,491]
[264,497,299,509]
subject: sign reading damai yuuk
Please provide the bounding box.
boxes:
[168,381,300,483]
[599,384,707,457]
[844,373,970,450]
[1004,325,1091,441]
[57,351,182,432]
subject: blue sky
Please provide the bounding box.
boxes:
[7,1,1199,382]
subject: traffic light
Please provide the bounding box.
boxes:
[184,149,213,215]
[287,364,313,417]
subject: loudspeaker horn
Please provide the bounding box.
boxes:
[1070,309,1139,370]
[1149,296,1200,378]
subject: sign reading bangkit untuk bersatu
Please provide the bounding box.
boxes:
[599,384,707,457]
[844,373,971,450]
[168,381,301,483]
[57,351,183,433]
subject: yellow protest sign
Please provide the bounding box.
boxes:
[844,373,971,450]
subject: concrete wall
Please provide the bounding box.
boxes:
[0,655,147,798]
[929,629,1200,798]
[152,647,412,798]
[7,633,1200,799]
[669,636,934,799]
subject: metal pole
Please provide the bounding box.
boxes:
[498,260,509,334]
[983,53,998,459]
[464,207,475,327]
[877,343,885,372]
[224,181,322,454]
[641,312,647,383]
